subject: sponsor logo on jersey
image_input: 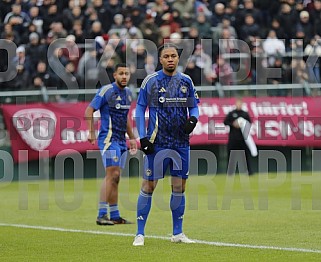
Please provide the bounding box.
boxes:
[158,87,167,93]
[145,168,152,176]
[180,86,187,93]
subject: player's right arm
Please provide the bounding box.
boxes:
[85,86,109,145]
[85,105,96,145]
[135,75,155,154]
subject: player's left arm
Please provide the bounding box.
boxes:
[126,114,137,155]
[184,77,200,134]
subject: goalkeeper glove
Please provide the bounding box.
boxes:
[184,116,198,134]
[140,137,155,155]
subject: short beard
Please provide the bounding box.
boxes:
[116,80,126,88]
[165,67,175,73]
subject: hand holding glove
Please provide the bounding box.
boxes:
[183,116,198,134]
[140,137,155,155]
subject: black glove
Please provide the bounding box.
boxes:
[184,116,198,134]
[140,137,155,155]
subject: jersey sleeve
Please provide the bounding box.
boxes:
[187,76,200,107]
[89,87,108,110]
[137,75,155,106]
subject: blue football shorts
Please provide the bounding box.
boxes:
[100,142,128,169]
[143,146,190,181]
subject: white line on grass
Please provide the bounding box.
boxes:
[0,222,320,254]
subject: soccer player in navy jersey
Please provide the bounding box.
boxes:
[133,43,200,246]
[85,63,137,225]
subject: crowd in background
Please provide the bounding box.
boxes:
[0,0,321,96]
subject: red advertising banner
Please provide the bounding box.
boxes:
[128,97,321,147]
[1,102,97,162]
[2,97,321,162]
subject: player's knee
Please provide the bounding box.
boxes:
[141,180,155,193]
[107,167,120,184]
[172,184,185,193]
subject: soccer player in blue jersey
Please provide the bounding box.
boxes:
[85,63,137,225]
[133,43,200,246]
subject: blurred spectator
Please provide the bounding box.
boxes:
[277,3,298,47]
[29,6,43,34]
[1,23,21,45]
[42,4,62,35]
[267,56,288,96]
[58,62,81,90]
[211,3,225,27]
[213,16,237,44]
[188,44,213,85]
[49,22,67,39]
[48,47,69,86]
[172,0,195,24]
[62,35,82,71]
[304,36,321,83]
[25,32,47,74]
[158,12,181,42]
[4,3,31,35]
[86,20,104,39]
[262,30,286,66]
[236,0,262,32]
[139,12,159,45]
[296,10,314,46]
[110,13,126,34]
[70,20,86,44]
[7,45,31,90]
[270,18,287,44]
[98,58,115,86]
[62,5,84,33]
[212,55,234,85]
[31,60,57,90]
[192,12,212,39]
[311,0,321,36]
[77,46,99,88]
[93,0,113,33]
[240,14,260,42]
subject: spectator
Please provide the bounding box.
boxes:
[42,4,62,35]
[139,12,159,45]
[172,0,195,25]
[211,2,225,27]
[25,32,47,74]
[31,61,57,90]
[62,34,82,71]
[240,14,261,42]
[29,6,43,35]
[296,10,314,46]
[4,3,31,35]
[277,3,298,48]
[92,0,113,33]
[192,12,212,39]
[212,55,234,86]
[304,36,321,83]
[1,23,21,45]
[7,45,31,90]
[159,12,181,44]
[262,29,286,67]
[86,20,104,39]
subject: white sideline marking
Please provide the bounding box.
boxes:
[0,223,320,254]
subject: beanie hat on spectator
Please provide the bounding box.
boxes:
[300,11,309,19]
[95,36,105,54]
[129,27,138,35]
[66,35,76,42]
[16,46,25,54]
[29,32,39,41]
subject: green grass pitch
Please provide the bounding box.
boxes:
[1,173,321,261]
